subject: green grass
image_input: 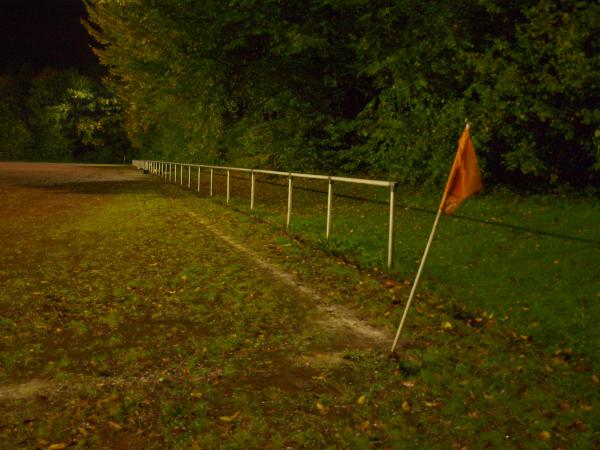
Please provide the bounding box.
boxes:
[0,167,598,448]
[223,174,600,372]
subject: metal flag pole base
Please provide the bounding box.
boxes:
[390,206,443,353]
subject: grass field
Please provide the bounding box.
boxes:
[0,163,598,448]
[222,171,600,372]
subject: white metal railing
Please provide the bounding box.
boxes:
[133,159,398,268]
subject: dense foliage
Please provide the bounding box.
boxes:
[85,0,599,189]
[0,67,130,163]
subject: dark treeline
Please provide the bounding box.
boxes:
[84,0,599,190]
[0,66,131,163]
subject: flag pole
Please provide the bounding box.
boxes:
[390,124,470,353]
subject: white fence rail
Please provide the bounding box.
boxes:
[133,159,398,268]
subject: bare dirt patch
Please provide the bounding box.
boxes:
[0,163,147,226]
[0,380,52,401]
[0,162,143,187]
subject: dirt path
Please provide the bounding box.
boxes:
[188,210,390,348]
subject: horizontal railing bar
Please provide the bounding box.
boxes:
[135,160,396,188]
[330,176,394,187]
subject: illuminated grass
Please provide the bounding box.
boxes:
[0,168,598,448]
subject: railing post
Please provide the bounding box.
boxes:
[326,178,333,239]
[387,182,397,269]
[180,164,183,185]
[210,168,213,196]
[188,165,191,188]
[286,174,293,230]
[226,170,230,204]
[250,170,255,210]
[197,167,201,192]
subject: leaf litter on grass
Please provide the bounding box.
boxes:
[0,164,598,448]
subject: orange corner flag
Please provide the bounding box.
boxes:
[441,124,483,214]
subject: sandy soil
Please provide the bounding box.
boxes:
[0,162,144,187]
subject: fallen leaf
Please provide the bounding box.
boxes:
[108,421,122,431]
[219,411,240,422]
[571,419,587,432]
[190,392,203,399]
[591,374,599,384]
[47,444,67,450]
[357,395,366,405]
[558,401,570,411]
[441,321,453,331]
[401,400,410,412]
[401,381,416,388]
[538,431,551,441]
[357,420,370,431]
[316,401,327,414]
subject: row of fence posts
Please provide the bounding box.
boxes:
[137,159,398,268]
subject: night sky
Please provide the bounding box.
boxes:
[0,0,97,71]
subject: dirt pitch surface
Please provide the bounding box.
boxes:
[0,163,393,448]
